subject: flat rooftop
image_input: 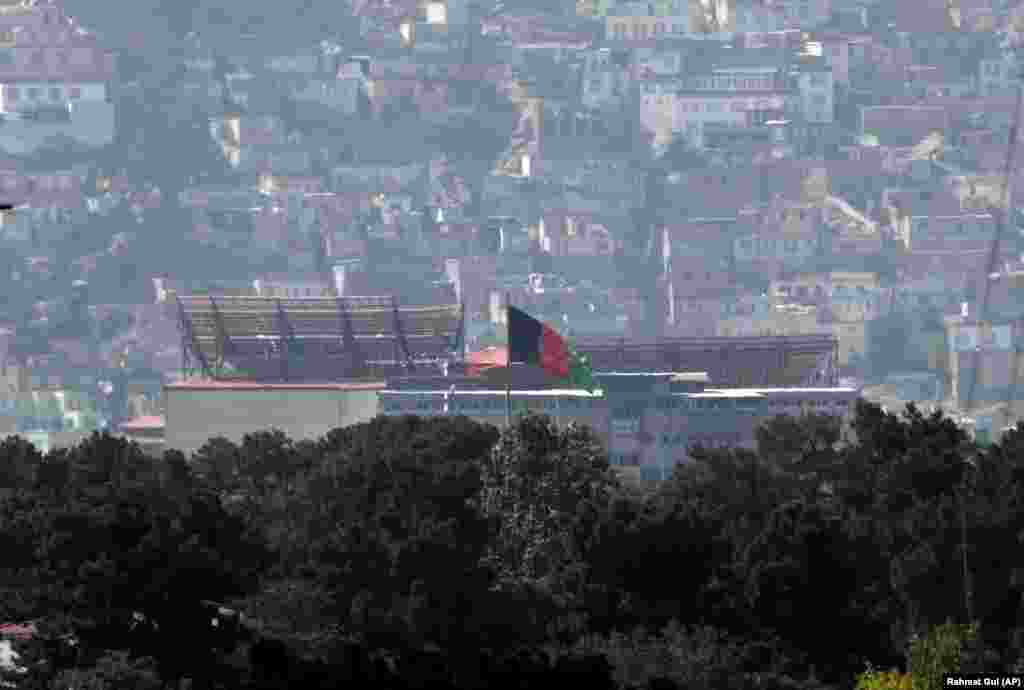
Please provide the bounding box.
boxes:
[595,371,710,381]
[380,389,605,397]
[704,387,860,394]
[166,380,387,391]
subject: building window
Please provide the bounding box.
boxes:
[27,87,39,100]
[48,86,60,101]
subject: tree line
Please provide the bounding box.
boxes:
[0,400,1022,688]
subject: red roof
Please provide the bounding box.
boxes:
[119,415,165,431]
[466,346,508,376]
[0,623,37,640]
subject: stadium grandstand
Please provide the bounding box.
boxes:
[570,334,840,387]
[175,294,465,382]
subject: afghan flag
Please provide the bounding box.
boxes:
[508,305,596,391]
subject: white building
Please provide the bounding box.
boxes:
[795,59,834,124]
[581,47,633,111]
[979,50,1018,98]
[291,74,365,116]
[661,64,791,148]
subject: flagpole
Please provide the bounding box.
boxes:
[505,291,512,428]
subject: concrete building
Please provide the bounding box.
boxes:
[944,316,1024,432]
[379,371,860,481]
[0,387,98,435]
[118,414,165,458]
[163,381,383,457]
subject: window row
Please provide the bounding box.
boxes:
[737,237,815,253]
[0,175,76,191]
[691,77,775,91]
[660,431,745,447]
[651,398,765,412]
[610,22,683,39]
[677,100,750,113]
[6,85,82,102]
[609,453,640,467]
[265,287,328,298]
[766,400,847,409]
[382,397,598,413]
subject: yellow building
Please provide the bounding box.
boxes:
[767,272,880,366]
[718,302,829,339]
[604,1,733,34]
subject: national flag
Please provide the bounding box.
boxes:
[507,307,598,394]
[508,305,571,378]
[567,350,597,393]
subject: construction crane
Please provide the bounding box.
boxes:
[963,76,1024,419]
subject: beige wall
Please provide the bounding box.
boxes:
[831,321,867,365]
[164,386,381,457]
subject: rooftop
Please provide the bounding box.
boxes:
[381,388,604,397]
[119,415,165,431]
[166,381,387,391]
[595,371,710,381]
[704,387,861,394]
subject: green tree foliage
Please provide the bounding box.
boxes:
[856,621,977,690]
[480,415,615,584]
[8,402,1024,688]
[50,650,163,690]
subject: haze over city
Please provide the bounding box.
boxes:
[0,1,1022,688]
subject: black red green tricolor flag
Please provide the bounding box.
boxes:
[507,306,597,394]
[508,305,571,377]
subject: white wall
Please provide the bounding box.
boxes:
[0,81,105,111]
[798,70,834,124]
[0,99,113,154]
[291,77,361,115]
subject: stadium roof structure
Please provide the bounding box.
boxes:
[175,294,465,382]
[571,334,840,387]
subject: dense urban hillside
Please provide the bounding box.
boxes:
[0,403,1021,688]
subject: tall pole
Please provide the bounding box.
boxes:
[965,78,1023,413]
[505,292,512,428]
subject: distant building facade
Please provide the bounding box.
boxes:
[379,371,860,480]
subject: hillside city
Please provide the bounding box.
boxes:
[0,0,1016,454]
[1,1,1024,689]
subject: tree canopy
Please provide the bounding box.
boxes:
[1,407,1024,688]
